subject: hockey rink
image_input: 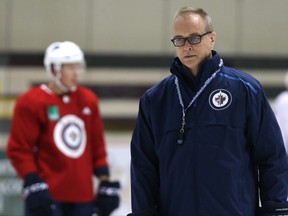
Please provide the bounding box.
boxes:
[99,132,132,215]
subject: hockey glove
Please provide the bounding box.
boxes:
[257,201,288,216]
[23,173,54,216]
[93,180,120,216]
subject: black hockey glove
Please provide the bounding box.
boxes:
[93,180,120,216]
[23,173,54,216]
[257,201,288,216]
[127,208,160,216]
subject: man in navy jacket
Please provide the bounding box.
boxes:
[128,6,288,216]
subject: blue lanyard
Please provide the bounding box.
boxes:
[174,59,223,144]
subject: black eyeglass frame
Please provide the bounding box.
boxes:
[171,31,213,47]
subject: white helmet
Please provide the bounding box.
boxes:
[44,41,85,76]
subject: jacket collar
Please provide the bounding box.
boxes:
[170,50,221,91]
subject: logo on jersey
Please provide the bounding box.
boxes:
[209,89,232,110]
[53,115,86,158]
[47,106,59,121]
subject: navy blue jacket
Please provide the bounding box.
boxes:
[130,51,288,216]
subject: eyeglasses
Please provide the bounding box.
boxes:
[171,31,212,47]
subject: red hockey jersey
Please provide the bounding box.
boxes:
[7,84,109,202]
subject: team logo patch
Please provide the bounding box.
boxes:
[53,114,86,158]
[47,106,59,121]
[209,89,232,110]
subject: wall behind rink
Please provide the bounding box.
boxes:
[0,0,288,55]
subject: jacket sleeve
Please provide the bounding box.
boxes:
[130,94,159,212]
[247,86,288,203]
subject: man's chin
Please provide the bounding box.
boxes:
[182,58,196,67]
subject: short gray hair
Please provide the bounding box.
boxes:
[173,7,213,32]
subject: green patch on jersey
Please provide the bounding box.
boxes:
[47,106,59,120]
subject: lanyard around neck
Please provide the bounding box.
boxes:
[174,59,223,144]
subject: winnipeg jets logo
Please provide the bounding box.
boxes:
[53,115,86,158]
[209,89,232,110]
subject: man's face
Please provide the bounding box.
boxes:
[60,63,82,89]
[172,13,216,75]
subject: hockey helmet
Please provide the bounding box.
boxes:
[44,41,85,76]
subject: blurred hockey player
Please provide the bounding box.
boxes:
[274,72,288,153]
[7,41,120,216]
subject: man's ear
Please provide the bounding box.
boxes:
[210,31,216,48]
